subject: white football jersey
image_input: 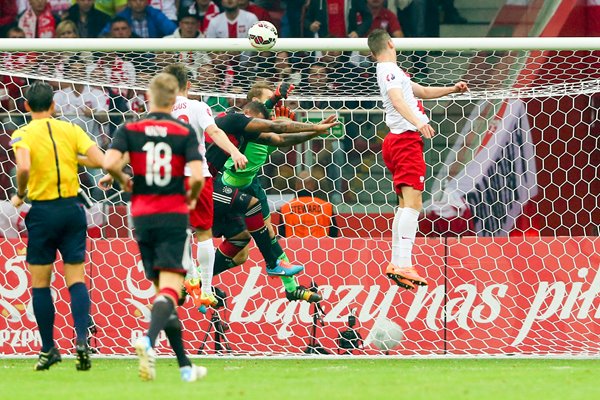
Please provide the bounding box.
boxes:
[171,95,215,177]
[205,9,258,38]
[376,62,429,134]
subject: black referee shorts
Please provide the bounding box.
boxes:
[212,176,254,239]
[25,197,87,265]
[132,214,189,281]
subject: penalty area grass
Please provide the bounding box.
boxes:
[1,358,600,400]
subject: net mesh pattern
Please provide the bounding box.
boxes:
[0,43,599,356]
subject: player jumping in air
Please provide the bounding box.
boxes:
[185,100,336,307]
[164,63,247,308]
[99,63,247,309]
[219,82,324,303]
[367,29,468,289]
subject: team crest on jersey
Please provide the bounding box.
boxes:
[386,73,395,81]
[223,186,233,194]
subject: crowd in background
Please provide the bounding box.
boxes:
[0,0,467,203]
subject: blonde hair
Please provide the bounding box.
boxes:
[149,73,179,108]
[56,20,79,38]
[247,81,273,101]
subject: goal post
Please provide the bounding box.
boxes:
[0,38,599,356]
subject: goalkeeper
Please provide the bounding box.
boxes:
[221,82,322,303]
[182,98,335,310]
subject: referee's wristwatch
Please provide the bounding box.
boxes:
[16,190,27,200]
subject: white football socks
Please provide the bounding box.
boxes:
[196,239,215,295]
[391,207,420,267]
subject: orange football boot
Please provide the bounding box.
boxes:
[385,263,428,290]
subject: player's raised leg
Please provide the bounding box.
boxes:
[368,28,468,289]
[386,188,427,289]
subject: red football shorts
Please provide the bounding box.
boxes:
[185,176,214,231]
[382,131,426,193]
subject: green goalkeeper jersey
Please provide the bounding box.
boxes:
[222,142,277,188]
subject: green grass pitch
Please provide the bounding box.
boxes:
[2,358,600,400]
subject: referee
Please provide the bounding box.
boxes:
[10,82,104,371]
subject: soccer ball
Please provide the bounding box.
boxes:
[364,318,404,351]
[248,21,278,51]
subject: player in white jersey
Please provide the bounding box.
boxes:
[164,63,247,307]
[367,29,468,290]
[204,0,258,38]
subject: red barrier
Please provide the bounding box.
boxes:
[1,237,599,355]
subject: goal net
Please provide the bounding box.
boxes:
[0,38,599,356]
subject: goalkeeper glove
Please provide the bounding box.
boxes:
[273,105,296,121]
[264,82,295,109]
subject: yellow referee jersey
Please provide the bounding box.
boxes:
[10,118,95,201]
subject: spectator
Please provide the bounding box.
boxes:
[280,0,302,37]
[149,0,178,22]
[317,49,359,93]
[273,51,301,86]
[300,62,334,111]
[303,0,372,38]
[54,54,110,146]
[367,0,403,37]
[0,0,18,37]
[55,19,79,38]
[94,0,127,17]
[280,169,338,238]
[18,0,60,38]
[166,9,202,38]
[86,48,136,134]
[185,0,219,35]
[164,11,211,72]
[198,62,232,113]
[42,20,81,84]
[65,0,111,38]
[100,0,177,38]
[205,0,258,38]
[238,0,271,22]
[54,54,109,194]
[107,15,138,37]
[1,27,29,128]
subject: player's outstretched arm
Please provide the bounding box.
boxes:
[245,115,338,134]
[410,81,469,100]
[254,130,322,147]
[205,124,248,170]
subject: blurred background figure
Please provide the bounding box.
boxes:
[280,169,338,238]
[149,0,178,23]
[92,0,127,17]
[239,0,272,22]
[367,0,403,37]
[184,0,219,36]
[99,0,176,38]
[18,0,60,38]
[205,0,257,38]
[0,0,19,37]
[303,0,372,38]
[55,19,79,37]
[65,0,111,38]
